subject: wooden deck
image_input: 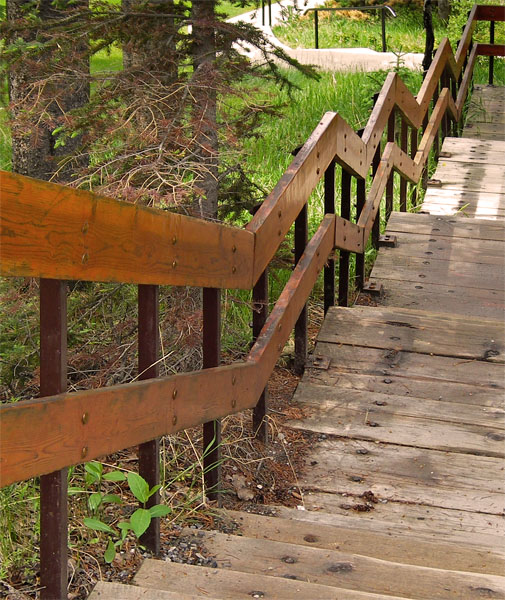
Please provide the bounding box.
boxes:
[89,86,505,600]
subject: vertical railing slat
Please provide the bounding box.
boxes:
[385,108,395,221]
[339,170,351,306]
[324,160,336,314]
[40,278,68,600]
[252,270,268,441]
[138,284,160,554]
[294,205,308,374]
[203,288,221,503]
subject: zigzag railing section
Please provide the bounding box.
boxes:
[0,5,504,598]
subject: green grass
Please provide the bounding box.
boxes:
[272,5,446,53]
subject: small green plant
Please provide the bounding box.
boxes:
[77,462,171,564]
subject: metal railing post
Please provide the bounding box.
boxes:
[252,270,268,441]
[314,10,319,49]
[400,118,408,212]
[203,287,221,504]
[324,160,336,313]
[489,20,495,85]
[294,205,308,374]
[355,128,366,289]
[339,169,351,306]
[40,279,68,600]
[138,284,160,555]
[385,107,395,221]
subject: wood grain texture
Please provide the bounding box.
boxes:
[176,530,505,600]
[221,509,505,575]
[318,306,505,362]
[0,171,254,289]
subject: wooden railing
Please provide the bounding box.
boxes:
[1,5,504,598]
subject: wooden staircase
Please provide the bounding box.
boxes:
[89,85,505,600]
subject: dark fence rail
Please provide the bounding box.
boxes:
[304,3,397,51]
[1,5,504,598]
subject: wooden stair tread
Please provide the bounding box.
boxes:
[318,305,505,363]
[154,529,505,600]
[134,558,407,600]
[218,509,505,575]
[88,581,221,600]
[258,500,505,553]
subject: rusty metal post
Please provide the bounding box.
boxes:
[489,20,495,85]
[203,287,221,503]
[324,159,336,314]
[410,126,419,208]
[339,170,351,306]
[252,270,268,441]
[433,83,440,160]
[371,93,381,250]
[355,127,366,290]
[385,107,395,221]
[400,118,408,212]
[138,284,160,554]
[422,111,429,189]
[40,279,67,600]
[294,205,308,374]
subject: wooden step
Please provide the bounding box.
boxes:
[139,529,505,600]
[318,305,505,363]
[386,212,505,242]
[134,559,407,600]
[89,581,222,599]
[217,508,505,575]
[259,499,505,554]
[287,382,505,458]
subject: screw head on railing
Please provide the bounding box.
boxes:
[81,413,89,425]
[172,389,178,399]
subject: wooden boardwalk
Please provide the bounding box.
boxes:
[90,87,505,600]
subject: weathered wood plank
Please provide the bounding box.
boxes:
[313,342,505,390]
[176,530,505,600]
[135,559,404,600]
[369,277,505,320]
[371,253,504,291]
[0,171,254,289]
[89,582,217,600]
[290,435,505,513]
[422,188,505,213]
[305,368,504,407]
[0,362,260,487]
[294,382,505,430]
[377,230,505,264]
[287,399,505,458]
[386,212,505,241]
[440,137,505,164]
[274,496,505,552]
[464,122,505,138]
[221,509,505,575]
[318,306,505,363]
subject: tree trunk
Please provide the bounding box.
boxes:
[438,0,451,25]
[192,0,218,219]
[422,0,435,76]
[7,0,89,181]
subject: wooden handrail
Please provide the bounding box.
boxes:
[1,6,504,488]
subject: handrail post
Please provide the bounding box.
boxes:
[371,93,381,249]
[40,279,68,600]
[385,107,395,221]
[355,128,366,290]
[138,284,160,555]
[410,126,419,208]
[294,205,308,374]
[489,20,495,85]
[252,270,268,441]
[400,118,408,212]
[339,169,351,306]
[314,10,319,49]
[324,159,336,313]
[203,287,221,503]
[432,81,440,160]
